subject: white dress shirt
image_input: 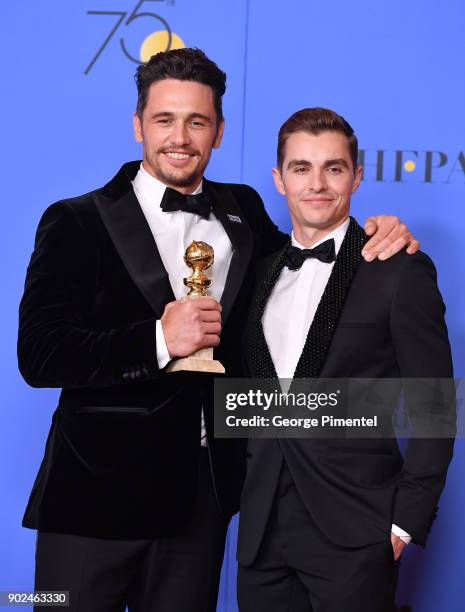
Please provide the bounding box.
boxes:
[132,163,233,445]
[263,219,349,380]
[262,217,411,544]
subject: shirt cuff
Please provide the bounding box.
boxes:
[156,320,171,369]
[391,523,412,544]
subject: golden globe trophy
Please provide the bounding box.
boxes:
[166,240,225,373]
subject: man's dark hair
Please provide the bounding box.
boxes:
[135,48,226,122]
[277,107,358,171]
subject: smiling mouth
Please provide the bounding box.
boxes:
[164,152,192,160]
[303,198,333,203]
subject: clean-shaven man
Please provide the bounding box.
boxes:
[238,108,454,612]
[19,49,418,612]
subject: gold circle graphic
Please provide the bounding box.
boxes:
[404,160,416,172]
[140,31,185,63]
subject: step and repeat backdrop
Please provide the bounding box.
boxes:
[1,1,464,610]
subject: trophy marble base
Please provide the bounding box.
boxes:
[166,347,225,374]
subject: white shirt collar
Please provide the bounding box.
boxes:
[291,217,350,256]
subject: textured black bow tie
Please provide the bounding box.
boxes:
[285,238,336,270]
[160,187,212,220]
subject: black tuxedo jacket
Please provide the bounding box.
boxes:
[18,161,286,540]
[238,218,455,566]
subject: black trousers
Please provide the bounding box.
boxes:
[238,463,399,612]
[34,450,228,612]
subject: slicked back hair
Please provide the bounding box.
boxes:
[277,107,358,171]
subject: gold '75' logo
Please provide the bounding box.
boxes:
[85,0,183,74]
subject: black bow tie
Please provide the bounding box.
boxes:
[285,238,336,270]
[160,187,212,220]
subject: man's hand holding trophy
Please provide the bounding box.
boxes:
[162,240,225,373]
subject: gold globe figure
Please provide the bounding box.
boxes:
[166,241,225,374]
[183,241,214,296]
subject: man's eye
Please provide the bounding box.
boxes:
[328,166,342,174]
[156,118,171,125]
[294,167,308,173]
[191,120,206,127]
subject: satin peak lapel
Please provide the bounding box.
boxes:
[205,181,253,326]
[92,184,175,318]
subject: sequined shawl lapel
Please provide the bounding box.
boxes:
[293,217,368,379]
[245,244,290,378]
[245,217,368,380]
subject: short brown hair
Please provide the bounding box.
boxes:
[277,107,358,170]
[135,48,226,122]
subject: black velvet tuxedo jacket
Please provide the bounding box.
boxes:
[18,161,286,540]
[238,218,454,566]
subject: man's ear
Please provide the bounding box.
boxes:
[213,118,225,149]
[133,112,143,144]
[272,167,286,195]
[352,165,363,193]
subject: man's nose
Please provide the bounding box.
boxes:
[307,170,326,191]
[169,121,190,146]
